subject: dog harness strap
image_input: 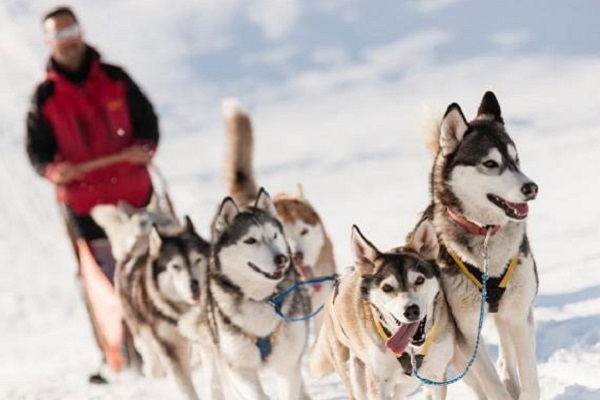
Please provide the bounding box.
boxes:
[449,251,519,313]
[256,336,272,361]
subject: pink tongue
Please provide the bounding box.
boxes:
[300,266,322,292]
[386,322,420,355]
[515,202,529,215]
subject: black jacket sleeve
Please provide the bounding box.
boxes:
[102,65,160,147]
[25,81,57,177]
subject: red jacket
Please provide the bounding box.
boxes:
[26,47,159,215]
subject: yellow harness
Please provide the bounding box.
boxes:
[448,251,519,312]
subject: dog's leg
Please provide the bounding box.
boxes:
[197,343,224,400]
[227,366,269,400]
[138,328,165,378]
[155,339,200,400]
[503,308,540,400]
[494,314,520,398]
[348,356,369,400]
[451,349,485,398]
[457,333,512,400]
[275,359,310,400]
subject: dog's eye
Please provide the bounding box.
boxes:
[483,160,499,169]
[273,233,278,240]
[300,228,309,236]
[381,284,394,293]
[244,238,257,245]
[172,264,183,271]
[415,276,425,286]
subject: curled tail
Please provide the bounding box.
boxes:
[222,98,258,207]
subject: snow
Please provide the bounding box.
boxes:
[1,1,600,399]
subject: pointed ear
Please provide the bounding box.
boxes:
[409,220,439,261]
[477,91,503,124]
[149,224,163,258]
[254,187,278,218]
[351,225,380,276]
[440,103,469,155]
[117,201,136,218]
[183,215,195,234]
[90,204,126,229]
[295,183,305,199]
[145,193,161,213]
[214,197,239,237]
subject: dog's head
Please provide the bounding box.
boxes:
[213,188,291,301]
[352,221,441,355]
[273,184,326,280]
[150,216,210,305]
[91,200,180,262]
[428,91,538,226]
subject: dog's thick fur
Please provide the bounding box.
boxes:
[222,99,337,339]
[419,91,540,400]
[311,221,454,399]
[195,189,312,400]
[92,205,210,400]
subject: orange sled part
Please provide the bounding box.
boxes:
[76,239,125,372]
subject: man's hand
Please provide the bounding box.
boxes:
[121,145,153,165]
[48,162,81,185]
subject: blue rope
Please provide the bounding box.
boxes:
[269,275,337,322]
[411,272,489,386]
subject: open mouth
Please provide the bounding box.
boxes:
[248,262,285,280]
[386,316,428,355]
[294,264,323,292]
[487,194,529,220]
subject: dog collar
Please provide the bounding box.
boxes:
[448,250,519,313]
[447,208,500,236]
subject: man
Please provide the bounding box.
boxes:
[25,6,159,383]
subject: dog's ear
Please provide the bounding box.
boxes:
[476,91,504,124]
[149,224,163,258]
[440,103,469,155]
[90,204,126,230]
[408,220,439,261]
[295,183,305,200]
[183,215,195,234]
[254,187,278,218]
[214,197,239,237]
[351,225,380,276]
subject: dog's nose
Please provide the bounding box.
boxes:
[274,254,288,268]
[521,182,538,200]
[403,304,421,322]
[190,279,199,292]
[293,251,304,264]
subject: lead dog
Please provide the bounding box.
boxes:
[311,221,455,399]
[419,91,539,399]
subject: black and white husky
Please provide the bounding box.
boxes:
[196,189,312,400]
[420,91,539,400]
[93,204,210,400]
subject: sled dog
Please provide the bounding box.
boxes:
[419,91,539,400]
[198,188,312,400]
[222,98,336,339]
[311,220,454,399]
[93,205,210,400]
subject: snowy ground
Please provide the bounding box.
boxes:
[2,1,600,399]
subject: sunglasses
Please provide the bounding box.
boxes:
[46,23,81,43]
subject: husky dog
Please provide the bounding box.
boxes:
[198,188,312,400]
[311,221,454,399]
[93,205,210,400]
[222,98,337,338]
[419,91,539,400]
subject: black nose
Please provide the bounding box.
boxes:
[293,251,304,264]
[274,254,288,268]
[521,182,538,200]
[403,304,420,321]
[190,279,199,292]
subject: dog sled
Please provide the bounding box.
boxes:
[61,154,175,381]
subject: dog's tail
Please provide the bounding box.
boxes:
[222,98,259,207]
[421,102,442,156]
[309,323,335,378]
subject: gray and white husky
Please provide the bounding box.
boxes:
[419,91,539,400]
[92,204,210,400]
[196,188,312,400]
[311,221,455,399]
